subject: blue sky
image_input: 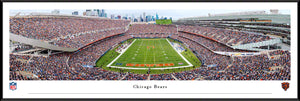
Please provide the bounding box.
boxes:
[10,9,290,20]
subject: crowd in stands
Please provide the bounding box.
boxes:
[94,69,127,80]
[123,73,148,80]
[9,55,34,80]
[173,71,198,80]
[170,51,290,80]
[132,33,170,38]
[68,34,132,68]
[10,71,37,80]
[53,28,125,48]
[179,25,272,46]
[178,32,241,52]
[116,39,133,53]
[269,51,290,68]
[269,50,288,56]
[150,74,175,80]
[10,34,132,80]
[169,33,179,39]
[10,16,130,48]
[28,54,71,80]
[223,51,290,80]
[9,18,290,80]
[127,24,177,35]
[169,34,290,80]
[9,42,291,81]
[170,54,290,80]
[175,36,232,70]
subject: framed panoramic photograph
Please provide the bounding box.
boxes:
[2,2,298,100]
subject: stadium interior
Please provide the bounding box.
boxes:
[9,11,290,80]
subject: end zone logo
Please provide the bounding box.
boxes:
[9,82,17,91]
[281,82,289,91]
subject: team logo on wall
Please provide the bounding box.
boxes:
[281,82,289,91]
[9,82,17,91]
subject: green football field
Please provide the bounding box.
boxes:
[109,38,190,68]
[96,38,201,74]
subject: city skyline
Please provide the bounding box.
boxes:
[10,9,290,20]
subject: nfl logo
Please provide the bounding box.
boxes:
[9,82,17,91]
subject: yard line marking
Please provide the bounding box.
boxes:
[134,39,144,62]
[107,39,137,67]
[138,40,144,63]
[144,39,149,65]
[153,39,156,65]
[158,39,165,65]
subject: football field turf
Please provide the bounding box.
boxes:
[108,38,191,69]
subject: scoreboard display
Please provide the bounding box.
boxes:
[156,19,172,25]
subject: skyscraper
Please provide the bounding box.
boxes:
[152,16,155,21]
[94,9,101,17]
[146,16,149,22]
[111,14,115,19]
[146,15,151,22]
[134,18,138,22]
[101,9,105,17]
[143,12,146,22]
[156,13,159,20]
[140,15,143,22]
[117,15,121,19]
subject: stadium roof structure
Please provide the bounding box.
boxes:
[178,14,290,25]
[176,12,290,43]
[10,33,79,52]
[174,11,290,51]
